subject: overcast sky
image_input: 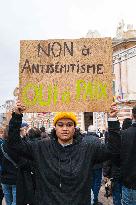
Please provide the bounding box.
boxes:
[0,0,136,112]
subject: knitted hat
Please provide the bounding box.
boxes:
[53,112,77,126]
[21,122,29,128]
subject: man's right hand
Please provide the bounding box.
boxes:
[13,100,26,115]
[109,102,118,118]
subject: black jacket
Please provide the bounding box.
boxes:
[0,141,17,185]
[87,132,103,170]
[120,123,136,189]
[103,130,121,181]
[4,113,119,205]
[103,160,121,181]
[16,159,36,205]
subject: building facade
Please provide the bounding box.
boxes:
[112,21,136,124]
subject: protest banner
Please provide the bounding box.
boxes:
[19,38,112,112]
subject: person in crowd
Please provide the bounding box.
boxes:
[40,126,49,139]
[20,122,29,139]
[120,107,136,205]
[103,123,122,205]
[122,118,132,130]
[0,124,36,205]
[28,127,42,141]
[3,101,119,205]
[0,126,17,205]
[88,125,103,205]
[103,115,134,205]
[16,126,39,205]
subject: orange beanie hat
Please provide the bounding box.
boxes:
[53,112,77,126]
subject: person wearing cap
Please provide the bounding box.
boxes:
[3,101,119,205]
[20,122,29,138]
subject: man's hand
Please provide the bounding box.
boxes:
[13,100,26,115]
[109,102,118,118]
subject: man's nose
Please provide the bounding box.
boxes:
[62,125,68,130]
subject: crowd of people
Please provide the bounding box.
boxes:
[0,121,49,205]
[0,101,136,205]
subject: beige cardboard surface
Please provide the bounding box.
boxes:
[19,38,113,112]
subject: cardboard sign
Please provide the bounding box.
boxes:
[19,38,113,112]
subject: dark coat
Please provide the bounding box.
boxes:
[87,132,103,170]
[120,123,136,189]
[16,160,36,205]
[4,113,120,205]
[103,130,121,180]
[0,140,17,185]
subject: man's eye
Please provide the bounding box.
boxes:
[57,122,74,127]
[57,123,63,127]
[67,123,74,127]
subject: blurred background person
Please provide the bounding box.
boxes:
[40,126,49,139]
[88,125,103,205]
[20,122,29,139]
[103,117,132,205]
[28,127,42,141]
[0,126,17,205]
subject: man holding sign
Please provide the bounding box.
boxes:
[3,37,119,205]
[4,101,120,205]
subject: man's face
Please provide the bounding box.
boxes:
[55,118,75,145]
[20,127,28,137]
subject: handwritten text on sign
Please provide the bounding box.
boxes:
[19,38,112,112]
